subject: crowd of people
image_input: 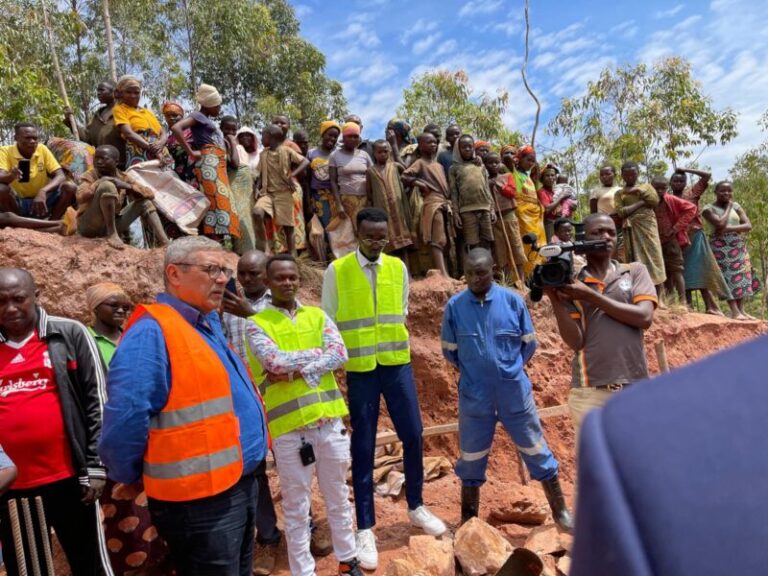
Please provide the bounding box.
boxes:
[0,74,762,576]
[0,76,758,318]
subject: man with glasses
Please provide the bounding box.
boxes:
[100,236,269,576]
[322,207,446,571]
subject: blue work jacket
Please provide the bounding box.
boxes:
[441,283,537,409]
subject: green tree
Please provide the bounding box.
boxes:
[398,70,510,141]
[548,57,738,189]
[730,110,768,288]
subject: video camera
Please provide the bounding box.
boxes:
[523,228,609,302]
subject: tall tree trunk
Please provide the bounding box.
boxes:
[102,0,117,82]
[521,0,541,146]
[71,0,89,124]
[42,0,79,138]
[180,0,197,93]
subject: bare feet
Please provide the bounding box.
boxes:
[731,313,749,321]
[107,234,125,250]
[705,308,725,316]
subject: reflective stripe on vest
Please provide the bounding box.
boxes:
[149,396,234,430]
[143,445,241,479]
[332,252,410,372]
[124,304,244,502]
[246,306,349,438]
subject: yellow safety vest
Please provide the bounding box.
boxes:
[331,252,410,373]
[246,305,348,439]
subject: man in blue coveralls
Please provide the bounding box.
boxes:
[441,248,573,531]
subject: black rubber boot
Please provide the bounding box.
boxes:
[541,475,574,532]
[338,558,364,576]
[461,485,480,525]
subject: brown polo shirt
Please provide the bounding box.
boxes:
[568,261,657,388]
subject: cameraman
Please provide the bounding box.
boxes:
[545,214,657,435]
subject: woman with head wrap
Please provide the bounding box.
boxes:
[162,101,198,189]
[511,145,546,277]
[329,121,373,227]
[220,115,255,254]
[169,83,241,242]
[113,75,170,167]
[236,126,261,182]
[307,120,341,229]
[86,283,173,575]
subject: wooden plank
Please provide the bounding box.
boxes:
[374,404,569,446]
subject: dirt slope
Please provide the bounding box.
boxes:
[1,229,764,575]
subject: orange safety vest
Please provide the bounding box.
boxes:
[124,303,243,502]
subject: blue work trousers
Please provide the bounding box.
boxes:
[148,470,259,576]
[347,363,424,529]
[456,388,558,486]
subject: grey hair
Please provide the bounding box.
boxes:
[164,236,224,269]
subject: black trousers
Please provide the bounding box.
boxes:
[0,476,108,576]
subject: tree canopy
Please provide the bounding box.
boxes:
[0,0,346,142]
[398,70,514,142]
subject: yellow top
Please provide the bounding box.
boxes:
[0,144,61,198]
[113,102,162,136]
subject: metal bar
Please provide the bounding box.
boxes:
[8,499,28,576]
[34,497,55,576]
[21,499,42,576]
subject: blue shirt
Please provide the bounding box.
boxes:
[0,445,13,470]
[441,283,537,405]
[99,294,267,485]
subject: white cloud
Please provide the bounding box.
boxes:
[345,57,399,86]
[458,0,502,18]
[401,19,438,45]
[334,22,381,48]
[293,4,312,18]
[610,19,636,33]
[654,4,685,19]
[413,33,441,55]
[435,39,458,58]
[346,87,404,133]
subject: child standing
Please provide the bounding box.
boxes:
[402,132,454,277]
[484,151,526,283]
[367,140,413,269]
[256,124,309,255]
[449,135,495,251]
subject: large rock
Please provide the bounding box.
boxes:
[524,525,565,556]
[454,517,513,576]
[384,535,453,576]
[490,497,548,525]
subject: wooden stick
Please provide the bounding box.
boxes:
[34,497,55,576]
[492,191,523,290]
[655,339,670,373]
[8,499,28,576]
[516,450,530,485]
[41,0,79,139]
[21,499,42,576]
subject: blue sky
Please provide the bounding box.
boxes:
[293,0,768,178]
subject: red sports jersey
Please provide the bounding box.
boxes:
[0,331,75,489]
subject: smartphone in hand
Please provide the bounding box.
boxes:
[226,278,237,294]
[18,160,31,183]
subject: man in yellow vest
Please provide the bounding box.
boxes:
[322,207,447,571]
[245,254,363,576]
[99,236,269,576]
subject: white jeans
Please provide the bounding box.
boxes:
[273,418,356,576]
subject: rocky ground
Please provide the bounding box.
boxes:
[1,228,765,575]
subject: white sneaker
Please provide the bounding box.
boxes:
[355,528,378,571]
[408,505,447,536]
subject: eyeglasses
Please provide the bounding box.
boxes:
[360,237,388,247]
[176,263,235,280]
